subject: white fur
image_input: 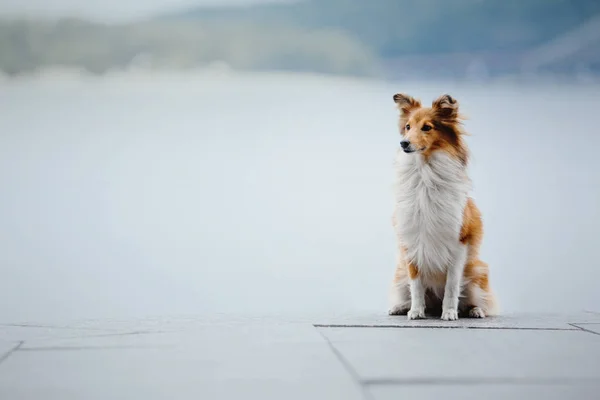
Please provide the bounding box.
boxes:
[392,149,471,318]
[407,276,427,320]
[441,243,467,320]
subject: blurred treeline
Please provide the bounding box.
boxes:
[1,0,599,77]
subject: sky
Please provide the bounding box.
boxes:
[0,0,290,21]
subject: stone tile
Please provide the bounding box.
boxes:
[315,313,600,330]
[319,327,600,380]
[0,324,127,342]
[0,323,364,400]
[369,384,600,400]
[17,320,325,349]
[1,315,330,343]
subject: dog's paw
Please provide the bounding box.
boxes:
[441,309,459,321]
[388,305,409,316]
[407,307,426,320]
[468,307,486,319]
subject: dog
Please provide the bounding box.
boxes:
[388,93,497,320]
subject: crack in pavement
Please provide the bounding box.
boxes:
[19,344,172,352]
[569,323,600,336]
[317,329,376,400]
[362,376,600,386]
[0,323,121,332]
[0,341,24,365]
[314,324,576,331]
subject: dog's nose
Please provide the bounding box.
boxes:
[400,140,410,149]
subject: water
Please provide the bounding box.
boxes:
[1,71,599,323]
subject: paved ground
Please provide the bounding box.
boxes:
[1,312,600,399]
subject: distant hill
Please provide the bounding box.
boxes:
[0,18,377,77]
[162,0,600,57]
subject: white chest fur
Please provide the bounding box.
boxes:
[393,150,471,275]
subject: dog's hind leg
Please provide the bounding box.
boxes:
[463,259,498,318]
[388,253,411,315]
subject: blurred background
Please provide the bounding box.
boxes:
[1,0,599,324]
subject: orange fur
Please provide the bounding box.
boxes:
[396,94,469,165]
[408,263,419,280]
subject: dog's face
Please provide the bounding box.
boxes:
[393,93,462,156]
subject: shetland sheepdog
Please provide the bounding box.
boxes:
[388,93,497,320]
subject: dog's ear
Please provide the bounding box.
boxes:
[432,94,459,120]
[393,93,421,117]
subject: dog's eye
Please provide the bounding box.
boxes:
[405,124,410,131]
[422,125,432,132]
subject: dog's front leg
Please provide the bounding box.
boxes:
[407,265,426,320]
[441,245,468,321]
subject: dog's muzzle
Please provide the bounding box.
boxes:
[400,140,415,153]
[400,140,424,153]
